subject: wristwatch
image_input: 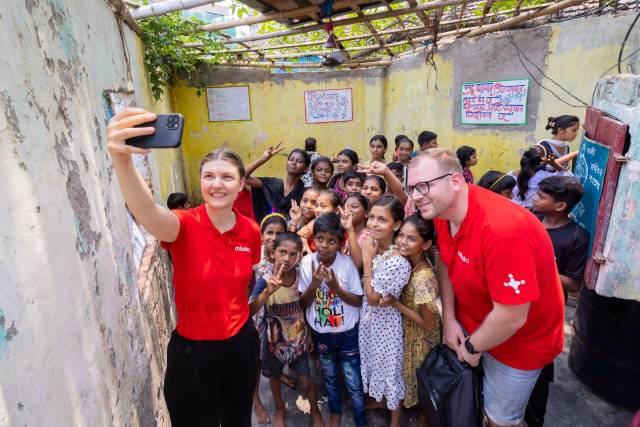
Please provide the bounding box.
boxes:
[465,336,479,355]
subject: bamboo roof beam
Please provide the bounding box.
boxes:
[214,60,392,68]
[223,0,478,44]
[351,4,394,56]
[196,0,383,32]
[106,0,142,34]
[465,0,587,37]
[194,2,552,51]
[220,26,474,60]
[380,0,419,49]
[131,0,217,19]
[407,0,432,27]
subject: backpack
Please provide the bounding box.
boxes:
[417,344,484,427]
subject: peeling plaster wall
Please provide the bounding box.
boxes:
[0,1,181,425]
[175,11,640,200]
[592,75,640,301]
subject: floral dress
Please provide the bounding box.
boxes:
[359,245,411,410]
[400,266,442,408]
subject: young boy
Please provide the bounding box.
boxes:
[526,175,589,427]
[344,170,365,194]
[166,192,189,210]
[417,130,438,152]
[250,232,324,427]
[386,162,405,185]
[299,214,367,427]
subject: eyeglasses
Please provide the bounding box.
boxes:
[404,173,452,196]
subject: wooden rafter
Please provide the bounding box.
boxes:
[215,60,392,68]
[195,2,553,53]
[131,0,216,19]
[223,0,481,44]
[350,4,394,56]
[106,0,142,34]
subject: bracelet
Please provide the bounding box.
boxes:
[362,274,371,278]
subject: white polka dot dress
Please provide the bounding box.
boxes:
[359,247,411,411]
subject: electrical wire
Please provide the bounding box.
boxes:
[618,10,640,73]
[490,3,592,108]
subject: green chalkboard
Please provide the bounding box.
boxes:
[571,135,610,248]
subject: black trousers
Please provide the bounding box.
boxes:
[524,361,555,427]
[163,320,260,427]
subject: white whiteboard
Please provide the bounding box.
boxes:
[304,88,353,124]
[206,86,252,122]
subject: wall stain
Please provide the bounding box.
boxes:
[0,90,25,144]
[46,0,79,63]
[67,163,102,259]
[0,309,18,359]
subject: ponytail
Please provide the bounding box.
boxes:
[517,145,546,201]
[546,115,580,135]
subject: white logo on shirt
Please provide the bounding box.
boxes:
[504,274,526,294]
[457,250,470,264]
[234,246,251,253]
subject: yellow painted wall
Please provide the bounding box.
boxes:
[173,70,385,200]
[171,12,639,197]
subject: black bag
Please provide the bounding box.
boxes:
[416,344,484,427]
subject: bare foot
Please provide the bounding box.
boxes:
[364,397,386,410]
[328,412,341,427]
[254,400,271,424]
[280,374,296,389]
[311,408,325,427]
[273,407,286,427]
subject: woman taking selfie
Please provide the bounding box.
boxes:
[106,108,261,426]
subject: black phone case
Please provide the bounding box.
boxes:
[126,114,184,149]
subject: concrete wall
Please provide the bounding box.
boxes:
[0,1,181,425]
[173,67,385,199]
[175,11,640,198]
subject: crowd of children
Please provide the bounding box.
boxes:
[163,114,588,427]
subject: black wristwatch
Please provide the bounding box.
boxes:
[465,336,479,355]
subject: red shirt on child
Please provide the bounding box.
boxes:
[162,204,261,340]
[435,185,564,370]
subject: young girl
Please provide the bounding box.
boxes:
[250,233,324,427]
[298,189,342,254]
[339,193,370,268]
[361,175,386,205]
[253,213,288,423]
[510,144,572,209]
[288,187,319,232]
[366,135,388,165]
[328,149,359,199]
[539,115,580,171]
[245,143,310,223]
[308,156,334,189]
[477,170,516,199]
[380,215,441,427]
[456,146,478,184]
[396,138,414,184]
[360,196,411,427]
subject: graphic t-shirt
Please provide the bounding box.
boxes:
[252,276,307,364]
[298,252,363,333]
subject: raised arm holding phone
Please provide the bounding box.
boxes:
[107,108,261,427]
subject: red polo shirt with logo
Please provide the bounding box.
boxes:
[435,185,564,370]
[161,204,261,340]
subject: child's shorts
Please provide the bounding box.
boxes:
[262,348,311,378]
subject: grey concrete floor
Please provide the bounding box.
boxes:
[252,300,634,426]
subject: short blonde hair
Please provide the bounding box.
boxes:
[412,148,463,174]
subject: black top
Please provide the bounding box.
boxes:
[538,215,590,281]
[252,177,305,224]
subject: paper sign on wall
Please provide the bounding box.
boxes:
[206,86,252,122]
[304,88,353,124]
[461,79,529,125]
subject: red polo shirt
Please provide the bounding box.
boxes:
[161,205,261,340]
[435,185,564,370]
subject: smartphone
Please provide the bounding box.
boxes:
[126,114,184,149]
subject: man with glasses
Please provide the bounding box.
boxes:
[406,149,564,427]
